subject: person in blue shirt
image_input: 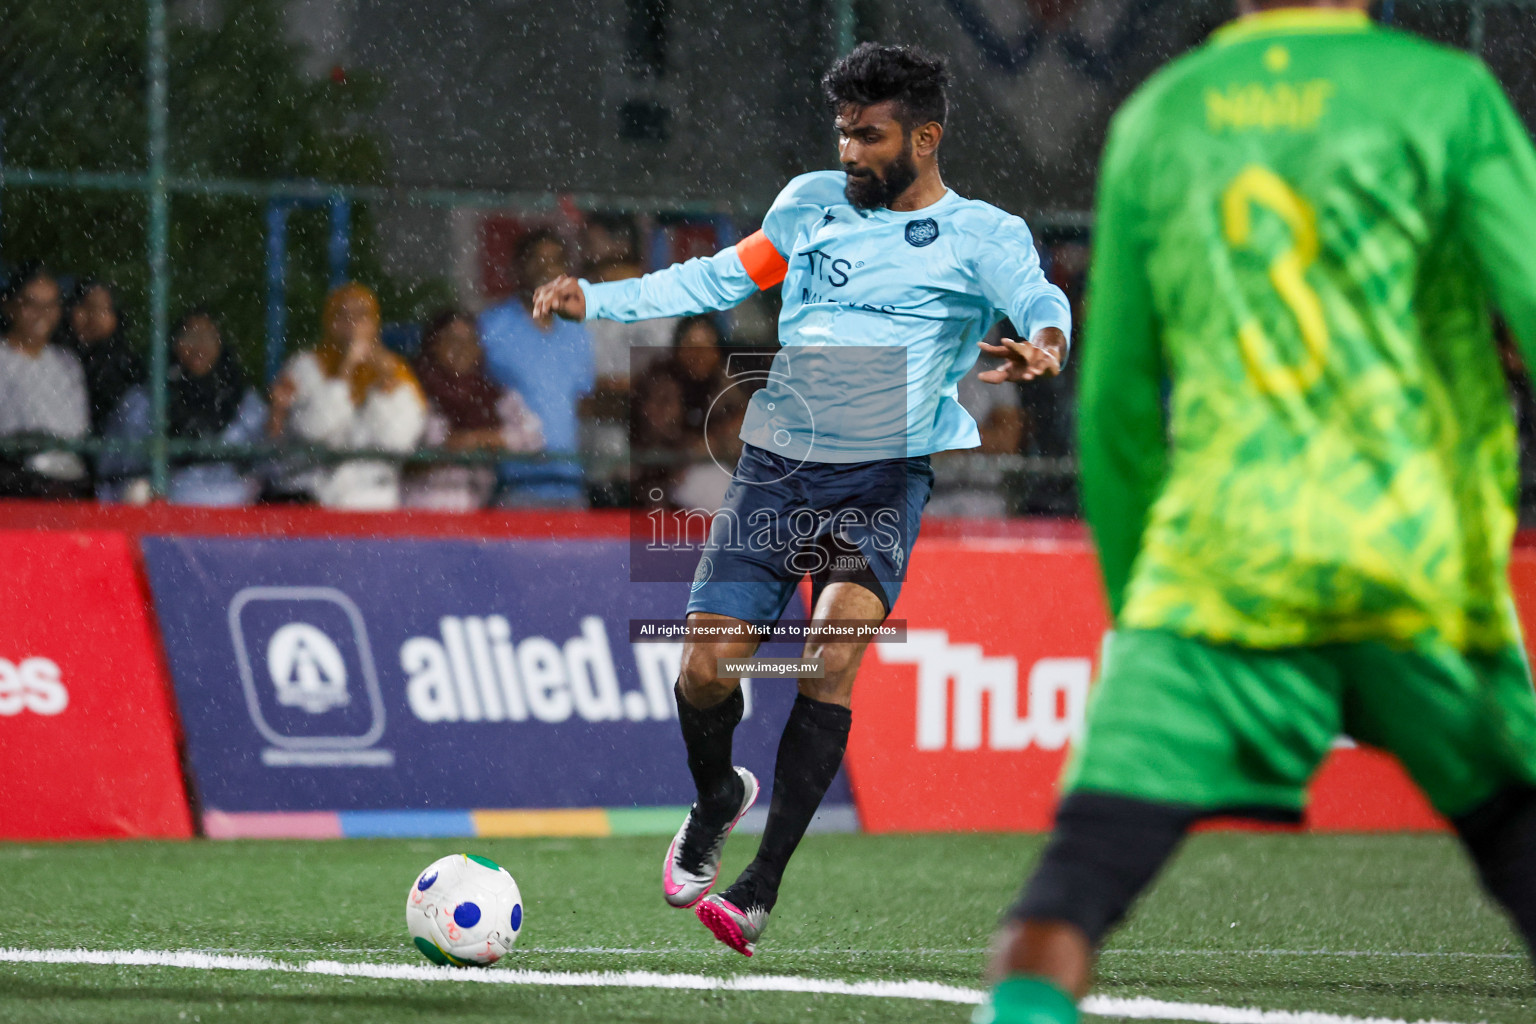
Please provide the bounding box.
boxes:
[534,43,1069,955]
[479,228,595,506]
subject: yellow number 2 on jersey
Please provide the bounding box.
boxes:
[1222,165,1330,395]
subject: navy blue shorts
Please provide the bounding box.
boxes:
[685,444,934,623]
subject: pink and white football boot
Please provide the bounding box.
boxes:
[695,892,769,957]
[662,766,759,909]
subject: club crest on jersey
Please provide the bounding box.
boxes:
[905,218,939,247]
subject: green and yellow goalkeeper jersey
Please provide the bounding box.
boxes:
[1080,7,1536,652]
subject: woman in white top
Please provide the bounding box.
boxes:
[267,282,426,510]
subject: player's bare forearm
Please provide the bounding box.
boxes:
[976,326,1066,383]
[530,275,587,322]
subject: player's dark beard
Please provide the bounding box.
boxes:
[844,137,919,210]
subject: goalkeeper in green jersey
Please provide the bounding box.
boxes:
[977,2,1536,1022]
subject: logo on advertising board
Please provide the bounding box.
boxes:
[842,539,1112,832]
[268,623,350,714]
[877,630,1090,752]
[228,586,393,767]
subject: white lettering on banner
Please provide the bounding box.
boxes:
[463,616,505,721]
[519,636,572,722]
[635,642,683,720]
[402,621,755,725]
[0,657,68,716]
[400,637,457,723]
[633,642,754,720]
[875,630,1090,752]
[565,616,623,722]
[485,616,529,721]
[439,616,482,721]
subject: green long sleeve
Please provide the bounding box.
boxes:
[1077,108,1167,620]
[1455,63,1536,369]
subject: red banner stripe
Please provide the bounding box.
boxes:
[0,531,192,840]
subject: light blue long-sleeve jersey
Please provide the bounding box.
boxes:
[581,170,1072,463]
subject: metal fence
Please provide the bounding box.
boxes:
[2,0,1535,514]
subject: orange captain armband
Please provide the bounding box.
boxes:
[736,229,789,290]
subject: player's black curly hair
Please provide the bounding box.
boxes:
[822,43,949,129]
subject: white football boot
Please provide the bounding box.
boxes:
[662,766,759,908]
[695,892,769,957]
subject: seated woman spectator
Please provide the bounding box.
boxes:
[0,263,90,498]
[671,384,748,513]
[101,309,267,506]
[267,282,426,510]
[629,363,692,508]
[668,315,728,437]
[64,278,142,435]
[402,310,543,511]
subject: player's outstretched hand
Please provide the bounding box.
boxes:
[530,275,587,322]
[976,327,1065,383]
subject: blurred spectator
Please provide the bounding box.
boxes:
[623,315,729,506]
[630,363,691,508]
[667,315,728,436]
[583,212,643,271]
[672,384,748,513]
[63,278,142,435]
[402,310,543,511]
[1032,242,1089,459]
[926,358,1027,518]
[267,282,426,510]
[0,263,90,498]
[102,309,267,506]
[479,229,594,507]
[583,214,676,390]
[968,373,1027,456]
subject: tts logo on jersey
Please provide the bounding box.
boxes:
[876,630,1090,751]
[799,248,853,287]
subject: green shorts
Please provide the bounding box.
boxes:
[1065,628,1536,819]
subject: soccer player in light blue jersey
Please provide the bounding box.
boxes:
[533,43,1070,956]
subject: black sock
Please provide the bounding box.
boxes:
[1454,786,1536,962]
[675,681,744,824]
[738,694,852,910]
[1011,791,1196,944]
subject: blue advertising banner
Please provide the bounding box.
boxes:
[142,537,852,829]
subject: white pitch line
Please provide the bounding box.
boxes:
[188,945,1525,960]
[1081,996,1481,1024]
[1105,949,1524,961]
[0,948,975,1004]
[0,947,1486,1024]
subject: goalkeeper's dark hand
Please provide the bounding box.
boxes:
[530,275,587,323]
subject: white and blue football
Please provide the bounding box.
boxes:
[406,853,523,966]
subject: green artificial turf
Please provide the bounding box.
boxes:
[0,833,1529,1023]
